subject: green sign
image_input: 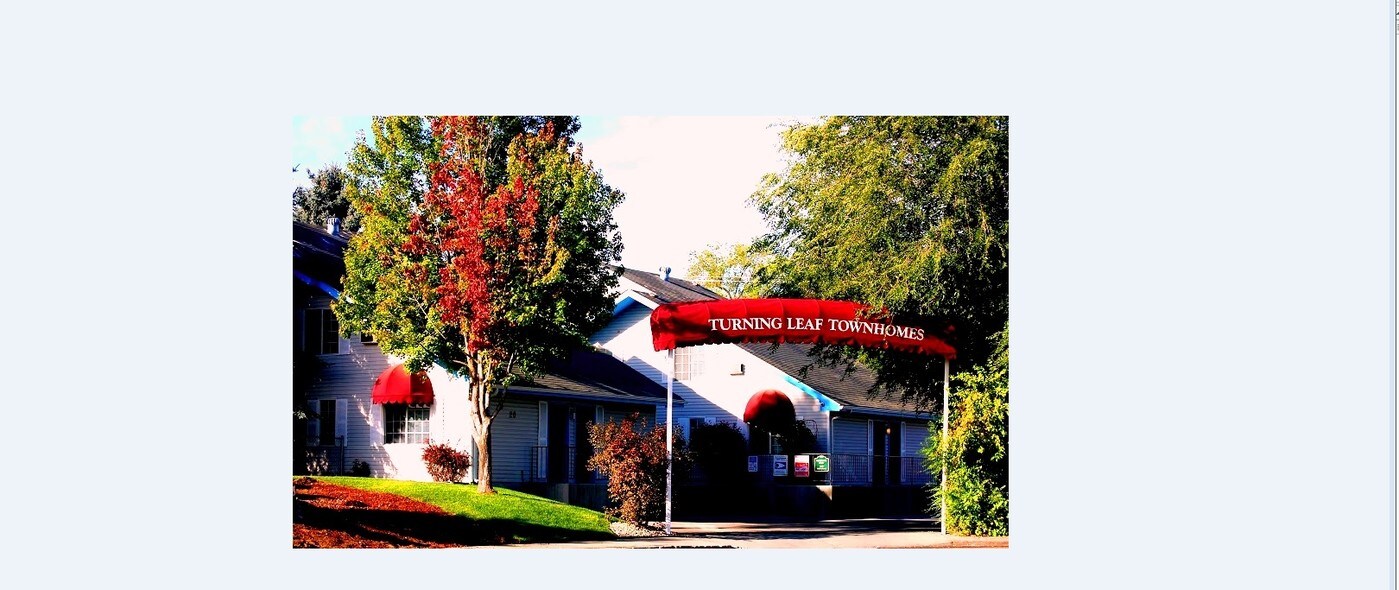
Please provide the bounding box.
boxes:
[813,454,830,473]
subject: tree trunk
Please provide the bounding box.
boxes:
[475,425,493,493]
[466,349,500,494]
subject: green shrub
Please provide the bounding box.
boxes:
[924,325,1009,536]
[350,459,372,477]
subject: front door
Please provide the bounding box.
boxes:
[872,421,901,485]
[547,403,570,482]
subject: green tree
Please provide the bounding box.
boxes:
[292,164,360,234]
[336,116,623,493]
[924,325,1008,536]
[751,115,1008,405]
[685,242,771,298]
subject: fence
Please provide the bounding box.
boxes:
[751,453,932,486]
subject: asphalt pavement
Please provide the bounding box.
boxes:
[506,518,1009,549]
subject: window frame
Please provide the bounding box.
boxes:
[303,308,341,355]
[384,404,431,444]
[674,346,704,380]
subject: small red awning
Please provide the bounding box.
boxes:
[743,389,795,431]
[371,364,434,405]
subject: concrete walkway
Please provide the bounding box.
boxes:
[508,519,1009,549]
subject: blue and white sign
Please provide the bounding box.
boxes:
[747,455,759,473]
[772,455,789,476]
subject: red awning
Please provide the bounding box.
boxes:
[743,389,796,431]
[371,364,434,405]
[649,298,956,358]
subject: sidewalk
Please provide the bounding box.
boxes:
[506,519,1009,549]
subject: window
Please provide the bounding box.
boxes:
[359,332,376,345]
[674,347,703,380]
[384,404,430,444]
[303,309,340,354]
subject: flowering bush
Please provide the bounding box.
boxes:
[421,442,472,483]
[586,413,690,525]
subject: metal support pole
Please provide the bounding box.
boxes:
[941,356,950,534]
[665,348,674,535]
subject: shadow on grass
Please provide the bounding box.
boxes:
[295,499,615,547]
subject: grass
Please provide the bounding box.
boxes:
[311,476,614,542]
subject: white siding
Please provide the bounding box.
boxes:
[902,421,931,457]
[488,398,540,483]
[591,302,844,451]
[300,298,473,482]
[831,417,871,455]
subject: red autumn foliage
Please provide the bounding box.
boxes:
[415,116,559,354]
[421,442,472,483]
[586,413,691,525]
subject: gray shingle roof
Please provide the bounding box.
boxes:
[518,348,680,405]
[738,343,933,417]
[620,267,721,303]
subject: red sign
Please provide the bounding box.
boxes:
[794,455,810,478]
[649,298,955,358]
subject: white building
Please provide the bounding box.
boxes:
[294,220,676,490]
[600,267,938,487]
[295,220,939,512]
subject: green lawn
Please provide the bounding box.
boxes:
[309,476,614,543]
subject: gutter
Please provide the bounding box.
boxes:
[782,374,843,412]
[294,269,341,299]
[833,405,938,421]
[506,385,686,407]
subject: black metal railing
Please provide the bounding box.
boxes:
[527,445,583,483]
[829,453,872,485]
[898,456,933,485]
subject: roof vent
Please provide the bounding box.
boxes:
[326,217,342,237]
[660,266,671,281]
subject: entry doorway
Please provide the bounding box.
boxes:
[871,420,901,485]
[546,403,593,483]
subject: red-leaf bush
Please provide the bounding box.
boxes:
[421,442,472,483]
[586,413,691,525]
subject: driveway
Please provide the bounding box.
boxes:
[508,518,1009,549]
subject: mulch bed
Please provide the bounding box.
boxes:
[293,477,483,548]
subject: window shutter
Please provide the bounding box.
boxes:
[335,399,348,446]
[307,400,320,443]
[866,420,874,484]
[594,405,604,429]
[536,402,549,480]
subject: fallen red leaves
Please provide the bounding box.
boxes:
[293,477,466,548]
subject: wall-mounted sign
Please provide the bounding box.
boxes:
[813,454,830,473]
[772,455,789,476]
[794,455,810,478]
[747,455,759,473]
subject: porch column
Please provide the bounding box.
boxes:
[665,348,674,535]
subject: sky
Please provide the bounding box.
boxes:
[290,115,808,280]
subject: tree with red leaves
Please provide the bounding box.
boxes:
[338,116,623,493]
